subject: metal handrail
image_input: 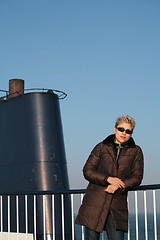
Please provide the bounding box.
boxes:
[0,184,159,196]
[0,88,67,100]
[0,184,159,240]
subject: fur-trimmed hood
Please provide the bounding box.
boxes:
[103,134,136,148]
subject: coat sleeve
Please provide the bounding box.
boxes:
[122,146,144,192]
[83,143,108,186]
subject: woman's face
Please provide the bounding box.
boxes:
[114,122,133,144]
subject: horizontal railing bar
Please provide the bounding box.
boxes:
[0,189,86,196]
[0,184,160,196]
[131,184,160,191]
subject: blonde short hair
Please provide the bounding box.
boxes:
[115,115,136,130]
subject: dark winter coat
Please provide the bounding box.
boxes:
[75,134,144,232]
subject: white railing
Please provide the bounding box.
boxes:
[0,184,160,240]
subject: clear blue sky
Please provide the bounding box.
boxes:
[0,0,160,188]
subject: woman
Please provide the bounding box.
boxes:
[75,115,144,240]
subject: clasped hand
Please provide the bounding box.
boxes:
[105,177,125,194]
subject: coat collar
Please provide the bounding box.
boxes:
[103,134,136,148]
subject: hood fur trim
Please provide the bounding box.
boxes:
[103,134,136,148]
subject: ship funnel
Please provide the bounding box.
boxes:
[0,80,72,240]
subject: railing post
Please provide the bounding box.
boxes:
[71,194,75,240]
[61,194,65,240]
[25,195,28,240]
[34,195,37,240]
[16,196,19,239]
[81,193,84,240]
[52,195,55,240]
[153,190,157,240]
[127,196,130,240]
[144,191,148,240]
[0,196,3,237]
[135,191,139,240]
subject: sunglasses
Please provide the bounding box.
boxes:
[116,127,133,135]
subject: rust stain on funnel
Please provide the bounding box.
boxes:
[8,79,24,98]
